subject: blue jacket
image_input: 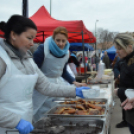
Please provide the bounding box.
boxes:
[33,44,75,84]
[113,57,120,79]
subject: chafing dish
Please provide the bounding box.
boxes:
[46,104,107,119]
[53,98,108,107]
[50,118,106,134]
[28,118,106,134]
[32,118,106,134]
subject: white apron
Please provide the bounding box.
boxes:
[69,63,77,76]
[32,37,71,123]
[0,46,38,134]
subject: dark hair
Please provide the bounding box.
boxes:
[0,14,37,39]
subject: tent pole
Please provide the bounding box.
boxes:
[43,31,44,42]
[82,31,87,83]
[22,0,28,17]
[50,0,52,16]
[87,48,89,63]
[95,42,97,71]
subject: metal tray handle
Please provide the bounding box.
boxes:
[6,129,46,134]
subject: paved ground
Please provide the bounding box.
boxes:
[110,96,130,134]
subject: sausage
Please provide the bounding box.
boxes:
[63,109,76,114]
[75,110,88,115]
[87,103,102,110]
[89,108,100,115]
[75,105,86,110]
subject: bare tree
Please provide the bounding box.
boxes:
[96,28,118,50]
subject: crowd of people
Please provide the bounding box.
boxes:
[0,14,134,134]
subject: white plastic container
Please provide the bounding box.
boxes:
[92,86,100,97]
[82,86,100,98]
[125,89,134,99]
[95,61,105,82]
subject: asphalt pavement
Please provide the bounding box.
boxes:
[110,96,130,134]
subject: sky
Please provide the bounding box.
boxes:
[0,0,134,34]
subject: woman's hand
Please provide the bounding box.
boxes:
[121,98,134,110]
[121,99,128,107]
[76,87,90,98]
[73,81,87,87]
[16,119,34,134]
[123,102,133,110]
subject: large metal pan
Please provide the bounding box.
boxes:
[46,104,107,120]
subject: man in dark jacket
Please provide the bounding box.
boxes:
[102,51,110,68]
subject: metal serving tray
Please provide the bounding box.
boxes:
[53,98,108,107]
[50,118,106,134]
[7,120,106,134]
[46,104,107,119]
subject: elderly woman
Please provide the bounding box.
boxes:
[0,15,89,134]
[114,33,134,133]
[33,26,87,122]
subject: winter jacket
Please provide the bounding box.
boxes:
[117,51,134,126]
[0,39,76,128]
[102,55,110,68]
[33,44,75,84]
[113,57,120,79]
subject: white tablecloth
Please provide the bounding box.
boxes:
[88,80,115,134]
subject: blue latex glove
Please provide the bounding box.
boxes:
[76,87,90,98]
[16,119,34,134]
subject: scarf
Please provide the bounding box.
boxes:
[5,40,25,59]
[49,36,70,57]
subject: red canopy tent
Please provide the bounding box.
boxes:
[30,6,96,43]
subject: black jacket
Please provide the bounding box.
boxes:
[102,55,110,68]
[117,51,134,102]
[117,51,134,126]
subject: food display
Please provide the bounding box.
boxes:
[87,69,113,84]
[50,99,105,116]
[87,71,97,83]
[54,105,105,115]
[104,69,113,75]
[100,75,112,83]
[61,98,106,105]
[88,74,113,84]
[45,92,111,133]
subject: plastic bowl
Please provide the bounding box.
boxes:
[82,88,100,98]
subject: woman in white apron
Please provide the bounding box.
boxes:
[33,27,87,122]
[0,15,89,134]
[0,15,39,134]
